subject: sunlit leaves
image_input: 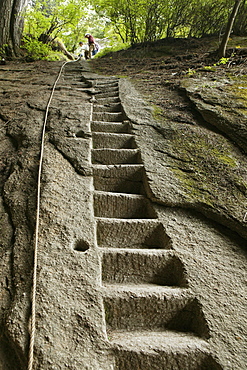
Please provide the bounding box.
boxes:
[89,0,244,44]
[24,0,110,50]
[23,0,247,49]
[24,0,83,38]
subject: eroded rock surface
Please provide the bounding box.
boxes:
[0,61,112,369]
[120,76,247,240]
[0,59,246,370]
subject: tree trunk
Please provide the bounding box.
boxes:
[233,0,247,35]
[0,0,27,56]
[218,0,243,58]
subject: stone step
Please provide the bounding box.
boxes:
[57,85,90,93]
[63,71,83,76]
[103,286,209,337]
[61,79,89,87]
[95,96,120,104]
[95,86,119,93]
[95,85,119,91]
[101,250,187,287]
[91,149,141,165]
[94,192,157,219]
[95,82,119,88]
[91,122,131,134]
[95,77,119,82]
[96,219,171,249]
[93,103,122,113]
[62,76,86,83]
[108,331,220,370]
[92,112,124,122]
[93,91,120,99]
[93,164,144,194]
[64,66,83,73]
[92,133,136,149]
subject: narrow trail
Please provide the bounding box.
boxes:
[1,59,246,370]
[86,74,221,369]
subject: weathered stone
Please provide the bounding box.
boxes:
[0,59,246,370]
[120,78,247,239]
[181,76,247,153]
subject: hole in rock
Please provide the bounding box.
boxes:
[74,240,90,252]
[76,130,85,138]
[75,130,91,138]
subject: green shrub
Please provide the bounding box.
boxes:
[21,37,64,60]
[22,37,52,60]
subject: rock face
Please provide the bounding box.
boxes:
[0,60,246,370]
[121,76,247,240]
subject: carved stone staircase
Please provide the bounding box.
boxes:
[90,77,221,369]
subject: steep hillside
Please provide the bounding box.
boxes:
[0,37,246,369]
[92,36,247,239]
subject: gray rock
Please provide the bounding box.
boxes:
[0,60,246,370]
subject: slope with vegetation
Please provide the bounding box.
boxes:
[0,0,247,369]
[0,0,247,59]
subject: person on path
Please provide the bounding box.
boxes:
[85,33,96,59]
[92,42,100,56]
[75,41,89,59]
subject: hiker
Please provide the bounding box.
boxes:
[92,42,100,56]
[85,33,96,59]
[75,41,89,59]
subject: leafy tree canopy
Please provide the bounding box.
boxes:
[1,0,246,59]
[24,0,110,52]
[91,0,245,44]
[23,0,247,49]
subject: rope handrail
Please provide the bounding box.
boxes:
[28,58,80,370]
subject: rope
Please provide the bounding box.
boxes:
[28,58,80,370]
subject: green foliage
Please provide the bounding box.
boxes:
[23,0,110,54]
[213,54,235,67]
[62,6,110,51]
[24,0,84,41]
[97,28,130,55]
[21,0,247,58]
[218,57,230,65]
[90,0,242,45]
[165,0,195,37]
[24,2,51,38]
[93,0,168,44]
[151,105,164,121]
[0,44,9,56]
[203,66,214,70]
[22,37,50,59]
[97,44,128,57]
[188,0,232,37]
[21,36,61,60]
[186,68,196,76]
